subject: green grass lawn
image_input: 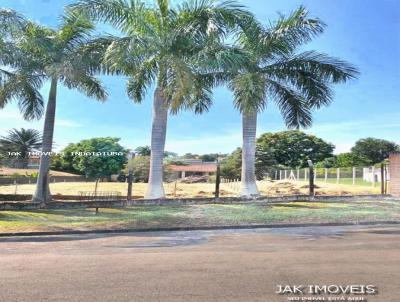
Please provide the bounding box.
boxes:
[1,199,399,234]
[319,177,380,187]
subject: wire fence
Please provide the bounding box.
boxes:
[0,164,390,200]
[274,166,389,187]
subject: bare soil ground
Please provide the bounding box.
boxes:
[0,167,79,177]
[0,225,398,302]
[0,180,380,198]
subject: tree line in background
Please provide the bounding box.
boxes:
[1,1,359,201]
[2,127,397,184]
[220,133,399,179]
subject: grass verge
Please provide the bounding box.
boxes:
[0,199,398,234]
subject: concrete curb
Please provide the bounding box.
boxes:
[1,220,399,238]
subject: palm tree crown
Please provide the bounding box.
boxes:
[231,6,359,125]
[0,128,42,168]
[226,7,359,196]
[0,9,109,202]
[0,9,107,119]
[70,0,254,198]
[70,0,252,112]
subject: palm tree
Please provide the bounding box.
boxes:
[71,0,253,199]
[0,128,42,168]
[0,10,108,202]
[229,7,359,197]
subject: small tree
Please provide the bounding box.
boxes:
[134,146,151,157]
[221,148,242,179]
[200,154,221,162]
[257,131,334,168]
[335,152,371,167]
[126,156,150,183]
[351,138,399,164]
[61,138,127,193]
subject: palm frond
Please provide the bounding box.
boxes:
[0,72,44,120]
[126,58,157,103]
[68,0,152,34]
[0,128,42,154]
[230,73,267,113]
[265,6,325,53]
[266,79,313,128]
[59,10,94,53]
[62,73,107,101]
[0,8,27,37]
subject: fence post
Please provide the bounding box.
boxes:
[304,168,307,182]
[307,160,314,196]
[127,172,133,201]
[336,168,340,184]
[174,180,178,197]
[215,161,221,198]
[381,163,385,194]
[384,164,388,194]
[372,166,376,187]
[296,169,300,181]
[324,168,328,183]
[280,170,282,180]
[352,167,356,185]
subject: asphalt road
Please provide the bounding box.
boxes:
[0,225,399,302]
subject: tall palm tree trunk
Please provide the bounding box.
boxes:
[240,109,259,197]
[145,87,168,199]
[32,78,57,203]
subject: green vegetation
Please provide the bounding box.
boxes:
[315,138,399,168]
[0,128,42,168]
[126,155,150,183]
[318,178,378,187]
[221,130,335,179]
[0,8,108,202]
[316,152,370,168]
[52,137,128,180]
[351,138,399,164]
[221,148,242,179]
[0,200,398,233]
[257,131,334,168]
[0,3,377,200]
[70,0,254,199]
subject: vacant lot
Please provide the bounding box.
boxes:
[0,199,398,234]
[0,167,79,177]
[0,225,399,302]
[0,179,381,198]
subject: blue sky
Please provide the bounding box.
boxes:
[1,0,399,155]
